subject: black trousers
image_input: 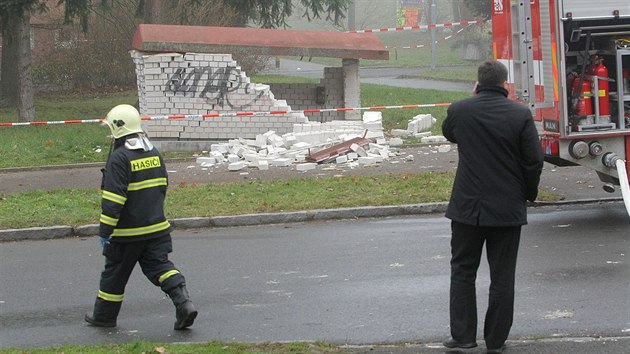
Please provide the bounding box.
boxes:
[449,220,521,349]
[99,235,185,304]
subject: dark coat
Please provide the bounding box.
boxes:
[442,85,544,227]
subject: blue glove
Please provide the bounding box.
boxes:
[99,235,112,249]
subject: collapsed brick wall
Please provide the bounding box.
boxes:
[269,67,345,123]
[131,50,311,141]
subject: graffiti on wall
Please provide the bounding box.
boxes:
[164,65,265,109]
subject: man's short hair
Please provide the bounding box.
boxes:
[477,61,508,87]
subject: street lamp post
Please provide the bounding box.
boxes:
[430,0,437,70]
[348,0,356,31]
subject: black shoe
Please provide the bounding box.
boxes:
[443,338,478,349]
[85,313,116,327]
[486,344,506,353]
[174,301,198,330]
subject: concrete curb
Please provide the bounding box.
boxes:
[0,225,74,241]
[0,203,449,242]
[0,198,624,242]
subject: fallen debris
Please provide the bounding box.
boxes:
[191,111,451,173]
[296,163,317,171]
[305,135,371,163]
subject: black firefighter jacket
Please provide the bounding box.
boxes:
[99,138,172,242]
[442,85,544,227]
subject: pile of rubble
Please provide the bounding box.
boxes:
[194,112,450,172]
[390,114,449,144]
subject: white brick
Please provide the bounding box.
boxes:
[227,154,240,163]
[391,129,411,137]
[367,153,384,163]
[228,161,246,171]
[363,121,382,130]
[144,68,163,75]
[196,156,215,165]
[414,132,432,139]
[363,111,383,122]
[358,156,378,164]
[420,135,448,144]
[353,145,367,157]
[269,135,284,147]
[296,163,317,171]
[257,160,269,170]
[388,137,404,146]
[271,158,292,167]
[243,153,259,163]
[369,143,386,151]
[408,114,436,133]
[210,151,224,161]
[336,155,348,164]
[283,134,297,148]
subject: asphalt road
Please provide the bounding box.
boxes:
[1,203,629,352]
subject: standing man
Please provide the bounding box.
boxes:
[441,61,543,353]
[85,104,197,330]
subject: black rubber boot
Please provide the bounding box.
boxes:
[167,284,198,330]
[85,298,121,327]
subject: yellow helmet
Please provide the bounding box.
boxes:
[105,104,144,139]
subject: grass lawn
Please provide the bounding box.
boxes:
[0,340,340,354]
[293,30,486,70]
[0,172,456,229]
[0,168,559,230]
[0,81,469,168]
[0,89,136,167]
[0,77,559,231]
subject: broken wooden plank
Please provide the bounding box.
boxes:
[306,136,371,163]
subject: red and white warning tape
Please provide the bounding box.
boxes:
[0,102,452,127]
[347,20,485,34]
[385,24,472,50]
[0,118,105,127]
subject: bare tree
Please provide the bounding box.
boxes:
[1,13,19,106]
[0,1,47,121]
[16,11,34,121]
[0,0,89,121]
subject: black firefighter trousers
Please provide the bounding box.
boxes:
[97,235,185,313]
[448,220,521,349]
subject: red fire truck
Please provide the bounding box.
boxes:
[491,0,630,201]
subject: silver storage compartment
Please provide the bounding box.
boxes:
[561,0,630,19]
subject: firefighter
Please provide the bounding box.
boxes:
[85,104,197,330]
